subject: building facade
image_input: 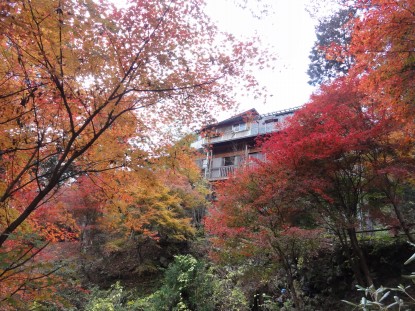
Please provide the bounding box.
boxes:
[192,107,298,181]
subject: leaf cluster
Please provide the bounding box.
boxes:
[342,242,415,310]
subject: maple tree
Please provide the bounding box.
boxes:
[0,201,80,306]
[48,136,210,291]
[348,0,415,127]
[0,0,260,248]
[154,134,211,227]
[261,76,415,286]
[93,135,208,247]
[309,0,415,127]
[0,135,210,304]
[205,163,322,308]
[0,0,261,303]
[340,0,415,240]
[307,0,415,240]
[98,170,195,247]
[204,0,415,306]
[207,75,414,300]
[364,138,415,244]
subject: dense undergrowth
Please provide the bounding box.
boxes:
[27,235,415,311]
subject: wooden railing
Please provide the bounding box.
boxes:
[219,165,236,178]
[207,162,261,180]
[206,165,236,180]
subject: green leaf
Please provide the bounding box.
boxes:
[404,252,415,265]
[402,273,415,280]
[386,301,399,309]
[379,291,390,303]
[341,300,358,307]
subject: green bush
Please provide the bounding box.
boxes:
[342,242,415,310]
[133,254,249,311]
[80,255,248,311]
[85,282,131,311]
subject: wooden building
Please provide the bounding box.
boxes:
[192,107,298,181]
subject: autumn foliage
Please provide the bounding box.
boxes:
[350,0,415,123]
[206,4,415,300]
[0,0,263,305]
[1,0,415,308]
[206,77,415,308]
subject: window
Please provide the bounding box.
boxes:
[265,118,278,133]
[249,153,264,160]
[248,153,264,167]
[264,118,278,124]
[223,156,235,166]
[232,123,247,132]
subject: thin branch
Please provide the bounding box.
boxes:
[0,241,50,280]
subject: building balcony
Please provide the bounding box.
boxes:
[193,126,276,149]
[206,165,236,180]
[204,161,260,181]
[191,107,299,150]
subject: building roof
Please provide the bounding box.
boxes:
[259,106,301,118]
[201,106,301,131]
[201,108,259,131]
[216,108,259,126]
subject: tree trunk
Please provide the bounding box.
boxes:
[347,228,373,286]
[382,176,414,243]
[391,201,414,243]
[286,272,303,310]
[272,241,304,310]
[280,255,303,310]
[348,248,365,287]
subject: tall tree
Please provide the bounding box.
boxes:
[350,0,415,127]
[205,165,322,308]
[0,135,210,303]
[155,134,211,228]
[345,0,415,241]
[0,0,260,249]
[308,7,356,86]
[261,77,414,286]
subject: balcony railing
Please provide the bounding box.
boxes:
[207,165,236,180]
[220,165,236,178]
[205,162,260,180]
[208,129,254,144]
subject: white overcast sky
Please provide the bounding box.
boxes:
[110,0,329,117]
[205,0,319,116]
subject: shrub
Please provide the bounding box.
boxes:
[133,254,249,311]
[342,242,415,310]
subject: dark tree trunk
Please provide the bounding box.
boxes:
[391,201,415,243]
[347,228,373,286]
